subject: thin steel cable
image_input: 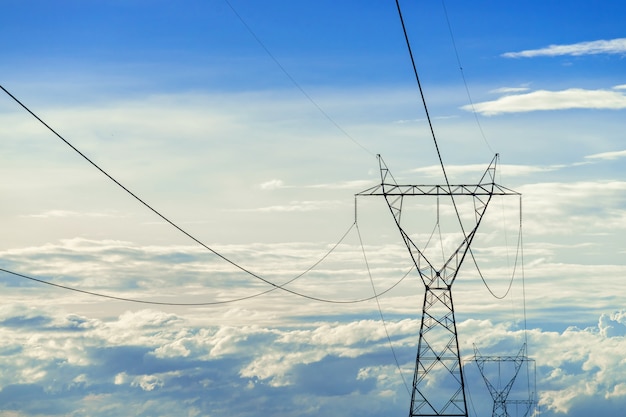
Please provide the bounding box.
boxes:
[396,1,517,303]
[393,3,530,411]
[0,84,380,304]
[519,196,529,348]
[440,0,494,154]
[466,383,479,417]
[0,252,413,305]
[0,222,355,305]
[393,1,471,251]
[422,220,440,258]
[223,0,375,157]
[0,222,414,305]
[1,267,223,306]
[0,266,343,306]
[356,222,411,395]
[497,160,513,276]
[437,223,446,264]
[470,196,523,300]
[394,0,449,183]
[496,161,520,321]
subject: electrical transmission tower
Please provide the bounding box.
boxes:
[357,154,519,417]
[472,344,536,417]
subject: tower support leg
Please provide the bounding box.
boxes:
[409,287,467,417]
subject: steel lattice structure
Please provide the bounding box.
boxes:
[357,154,519,417]
[472,344,536,417]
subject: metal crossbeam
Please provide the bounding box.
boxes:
[357,183,519,197]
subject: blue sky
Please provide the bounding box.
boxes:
[1,1,626,416]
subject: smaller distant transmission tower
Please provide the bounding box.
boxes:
[357,154,519,417]
[472,344,536,417]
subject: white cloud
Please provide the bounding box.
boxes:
[114,309,182,330]
[585,149,626,160]
[114,372,128,385]
[260,179,374,191]
[3,298,626,417]
[1,1,624,415]
[233,199,345,212]
[463,88,626,116]
[598,311,626,337]
[306,180,374,190]
[240,350,326,387]
[518,180,626,235]
[531,316,626,415]
[131,374,164,391]
[502,38,626,58]
[20,210,122,219]
[259,179,285,190]
[410,163,563,179]
[489,87,530,94]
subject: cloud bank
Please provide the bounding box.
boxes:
[1,302,626,416]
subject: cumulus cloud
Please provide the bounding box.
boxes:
[0,175,624,416]
[0,305,415,415]
[531,313,626,416]
[463,88,626,116]
[3,295,626,417]
[502,38,626,58]
[598,311,626,337]
[131,374,165,391]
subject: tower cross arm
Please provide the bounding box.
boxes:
[356,183,519,197]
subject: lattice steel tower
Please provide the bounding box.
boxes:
[357,154,519,417]
[472,344,536,417]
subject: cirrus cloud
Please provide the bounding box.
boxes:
[463,87,626,116]
[585,149,626,160]
[502,38,626,58]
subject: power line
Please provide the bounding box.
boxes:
[0,86,264,286]
[471,220,521,300]
[0,84,387,305]
[1,267,229,306]
[394,0,475,278]
[1,221,358,305]
[223,0,376,158]
[0,84,376,304]
[394,0,450,185]
[356,222,412,395]
[519,197,530,348]
[394,0,526,305]
[0,221,415,305]
[0,258,411,306]
[467,191,524,302]
[440,0,495,154]
[396,1,520,300]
